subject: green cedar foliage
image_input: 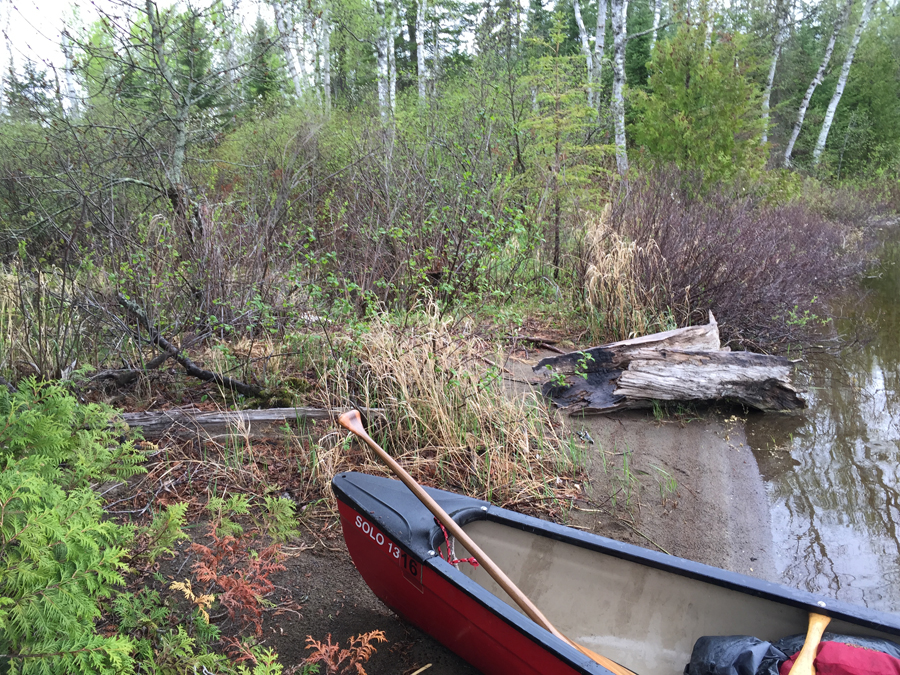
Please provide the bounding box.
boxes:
[0,380,141,674]
[631,25,768,183]
[0,378,146,489]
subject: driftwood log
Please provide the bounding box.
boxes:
[121,407,384,440]
[534,314,805,413]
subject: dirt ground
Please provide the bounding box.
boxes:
[246,349,778,674]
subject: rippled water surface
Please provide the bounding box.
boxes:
[746,235,900,612]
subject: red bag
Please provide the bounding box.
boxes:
[780,641,900,675]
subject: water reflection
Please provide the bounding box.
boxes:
[746,237,900,612]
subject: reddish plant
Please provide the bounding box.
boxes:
[304,630,387,675]
[190,524,286,636]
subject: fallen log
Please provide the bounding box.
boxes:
[616,350,803,411]
[534,311,721,376]
[534,315,805,413]
[121,407,384,439]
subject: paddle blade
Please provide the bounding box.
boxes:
[338,409,365,436]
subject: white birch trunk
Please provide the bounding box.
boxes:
[573,0,595,108]
[273,2,304,98]
[417,0,427,103]
[297,14,308,89]
[374,0,390,121]
[594,0,608,112]
[0,0,8,113]
[61,32,79,115]
[321,11,332,109]
[388,4,396,113]
[304,12,321,104]
[432,13,441,94]
[813,0,874,165]
[761,2,788,145]
[223,0,238,110]
[651,0,661,51]
[784,0,852,166]
[612,0,629,173]
[146,0,188,189]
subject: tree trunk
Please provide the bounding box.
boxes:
[273,2,304,98]
[145,0,189,191]
[389,5,397,113]
[813,0,874,166]
[222,0,238,111]
[121,407,385,439]
[299,12,316,98]
[613,351,805,412]
[417,0,427,103]
[573,0,595,109]
[594,0,608,112]
[375,0,391,121]
[650,0,661,51]
[0,0,8,114]
[61,33,79,115]
[611,0,629,173]
[761,0,788,145]
[321,11,332,109]
[784,0,852,167]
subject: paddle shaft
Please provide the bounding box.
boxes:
[789,612,831,675]
[338,410,636,675]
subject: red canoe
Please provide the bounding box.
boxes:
[333,471,900,675]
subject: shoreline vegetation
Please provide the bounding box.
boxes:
[3,0,900,670]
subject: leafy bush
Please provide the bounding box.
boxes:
[601,168,871,347]
[0,379,291,675]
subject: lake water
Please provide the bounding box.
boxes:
[746,234,900,612]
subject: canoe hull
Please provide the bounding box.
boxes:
[338,501,590,674]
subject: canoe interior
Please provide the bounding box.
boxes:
[455,519,900,675]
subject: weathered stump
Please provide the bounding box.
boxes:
[534,314,805,413]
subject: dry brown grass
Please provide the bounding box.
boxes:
[311,309,581,512]
[582,205,675,342]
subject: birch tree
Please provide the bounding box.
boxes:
[651,0,661,51]
[594,0,608,112]
[812,0,875,165]
[61,32,79,115]
[0,0,8,112]
[783,0,853,166]
[417,0,427,102]
[273,1,304,98]
[374,0,393,120]
[611,0,629,173]
[319,8,332,108]
[573,0,595,108]
[761,0,788,145]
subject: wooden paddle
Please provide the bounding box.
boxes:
[789,612,831,675]
[338,409,637,675]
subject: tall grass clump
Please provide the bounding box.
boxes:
[581,205,676,342]
[315,310,577,510]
